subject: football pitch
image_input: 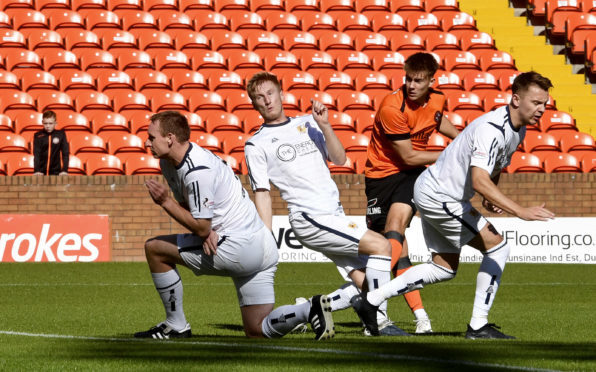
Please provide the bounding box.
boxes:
[0,262,594,371]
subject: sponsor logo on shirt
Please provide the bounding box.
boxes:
[277,144,296,162]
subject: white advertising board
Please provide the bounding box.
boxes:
[272,216,596,264]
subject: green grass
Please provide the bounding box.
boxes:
[0,262,594,371]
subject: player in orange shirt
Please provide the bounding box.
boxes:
[364,52,460,333]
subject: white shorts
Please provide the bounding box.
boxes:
[289,211,368,278]
[413,186,488,254]
[177,225,279,306]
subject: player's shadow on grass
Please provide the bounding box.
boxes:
[336,321,462,337]
[213,323,245,332]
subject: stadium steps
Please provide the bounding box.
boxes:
[458,0,596,136]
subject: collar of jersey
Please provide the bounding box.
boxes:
[505,105,519,132]
[175,142,193,170]
[262,117,292,128]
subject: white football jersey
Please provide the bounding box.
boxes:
[245,115,342,215]
[418,105,525,202]
[161,142,263,235]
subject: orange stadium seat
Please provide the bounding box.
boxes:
[332,50,373,71]
[154,11,194,31]
[238,110,264,133]
[336,13,372,32]
[78,152,125,174]
[79,9,120,29]
[74,92,113,114]
[279,30,319,50]
[113,9,158,30]
[443,111,465,130]
[228,11,266,31]
[245,30,284,50]
[107,0,142,10]
[68,132,107,153]
[439,11,476,32]
[144,0,178,10]
[462,71,499,91]
[303,90,336,111]
[565,12,596,40]
[328,155,357,174]
[355,0,390,13]
[134,30,175,50]
[480,90,512,111]
[46,9,86,30]
[151,50,193,71]
[543,152,582,173]
[98,29,138,49]
[4,50,43,71]
[0,11,11,29]
[130,69,170,91]
[403,11,441,33]
[286,0,320,12]
[190,132,222,152]
[11,111,42,134]
[56,111,92,132]
[220,132,248,153]
[458,30,495,50]
[149,90,189,111]
[0,91,36,112]
[89,111,130,133]
[321,0,356,12]
[180,0,215,11]
[310,71,352,92]
[352,31,391,51]
[295,49,337,71]
[169,30,210,50]
[508,152,544,173]
[220,50,265,77]
[17,70,59,92]
[120,153,161,175]
[56,70,96,91]
[392,0,425,12]
[72,0,107,10]
[0,133,29,152]
[5,9,47,29]
[0,30,27,49]
[66,154,87,175]
[579,0,596,12]
[278,70,318,92]
[569,28,595,56]
[217,0,250,13]
[261,11,300,31]
[201,30,247,50]
[444,90,482,112]
[187,49,228,70]
[355,70,393,93]
[336,131,369,152]
[369,50,406,71]
[105,132,145,154]
[425,32,460,51]
[438,50,480,71]
[523,132,560,153]
[578,152,596,172]
[558,131,596,153]
[3,0,35,9]
[0,71,19,90]
[5,153,35,175]
[336,91,374,111]
[60,29,102,50]
[22,29,64,50]
[44,49,80,70]
[548,2,582,35]
[203,111,243,133]
[426,132,451,151]
[493,69,521,91]
[112,90,151,112]
[282,91,302,112]
[389,31,425,51]
[188,91,226,112]
[538,110,576,132]
[170,70,208,91]
[252,0,286,11]
[369,13,406,33]
[125,111,152,134]
[328,110,356,132]
[434,70,464,90]
[0,114,14,132]
[476,49,516,71]
[117,49,154,70]
[262,50,301,72]
[186,10,229,30]
[425,0,460,12]
[300,12,336,31]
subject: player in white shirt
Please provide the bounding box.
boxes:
[352,72,556,338]
[134,111,334,341]
[244,72,407,336]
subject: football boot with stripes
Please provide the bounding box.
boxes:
[308,295,335,340]
[134,322,192,339]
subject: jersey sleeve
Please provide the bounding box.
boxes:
[244,141,270,191]
[470,125,503,175]
[184,167,216,219]
[377,104,410,141]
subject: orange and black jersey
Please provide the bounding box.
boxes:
[33,129,69,175]
[365,85,445,179]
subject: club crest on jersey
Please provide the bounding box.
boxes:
[277,144,296,162]
[52,137,60,144]
[297,124,307,133]
[434,111,442,124]
[348,222,358,229]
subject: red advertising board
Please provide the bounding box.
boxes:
[0,214,110,262]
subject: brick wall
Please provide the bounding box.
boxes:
[0,173,594,261]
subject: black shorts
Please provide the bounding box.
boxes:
[364,168,426,233]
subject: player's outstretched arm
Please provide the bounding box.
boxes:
[471,167,555,221]
[145,179,213,237]
[310,98,346,166]
[255,189,273,230]
[438,115,459,140]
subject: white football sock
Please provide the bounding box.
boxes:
[367,262,456,307]
[151,268,187,331]
[327,282,360,312]
[470,241,510,330]
[365,255,391,313]
[261,301,310,338]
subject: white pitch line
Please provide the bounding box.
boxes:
[0,330,561,372]
[0,282,592,287]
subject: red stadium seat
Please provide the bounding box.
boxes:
[313,70,354,90]
[543,152,581,173]
[68,132,107,154]
[18,70,59,92]
[558,131,595,153]
[78,152,124,174]
[0,133,29,152]
[5,153,35,175]
[523,132,560,153]
[508,152,544,173]
[0,91,36,112]
[105,133,145,154]
[89,111,130,133]
[120,153,161,175]
[170,70,209,91]
[538,110,576,132]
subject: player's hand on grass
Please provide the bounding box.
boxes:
[482,198,503,214]
[203,229,218,256]
[518,203,555,221]
[145,179,170,206]
[311,99,329,127]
